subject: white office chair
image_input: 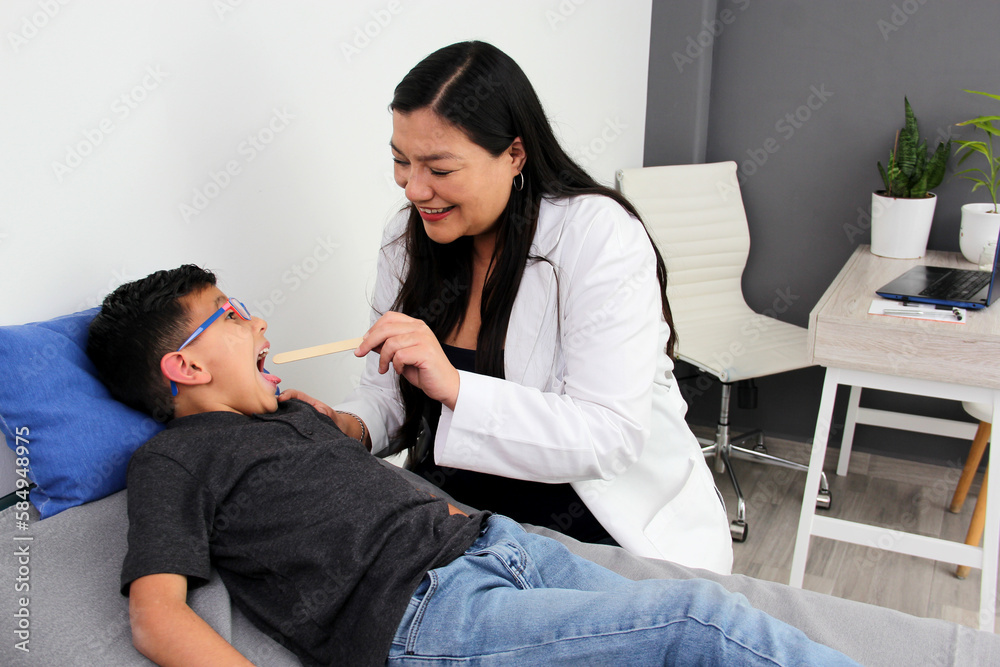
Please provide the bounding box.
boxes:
[617,161,831,542]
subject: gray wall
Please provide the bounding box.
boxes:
[645,0,1000,464]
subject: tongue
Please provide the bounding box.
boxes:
[261,368,282,387]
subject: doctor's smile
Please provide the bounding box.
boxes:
[416,206,455,222]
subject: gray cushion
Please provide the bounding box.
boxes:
[1,463,997,666]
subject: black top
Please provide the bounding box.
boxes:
[411,344,611,543]
[121,399,485,667]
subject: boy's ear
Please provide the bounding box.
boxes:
[161,352,211,390]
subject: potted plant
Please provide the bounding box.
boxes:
[954,89,1000,263]
[871,97,951,258]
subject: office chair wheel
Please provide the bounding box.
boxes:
[730,520,748,542]
[816,490,832,510]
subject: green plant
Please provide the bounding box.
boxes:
[954,89,1000,214]
[877,97,951,199]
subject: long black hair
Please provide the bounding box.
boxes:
[389,41,675,444]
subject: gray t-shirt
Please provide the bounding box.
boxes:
[121,399,486,666]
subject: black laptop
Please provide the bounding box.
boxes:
[875,227,1000,310]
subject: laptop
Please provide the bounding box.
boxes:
[875,227,1000,310]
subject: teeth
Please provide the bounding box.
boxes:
[258,347,269,360]
[421,207,451,214]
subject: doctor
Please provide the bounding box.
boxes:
[328,41,732,573]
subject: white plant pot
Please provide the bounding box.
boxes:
[870,191,937,259]
[959,202,1000,263]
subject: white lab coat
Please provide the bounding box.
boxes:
[336,195,733,574]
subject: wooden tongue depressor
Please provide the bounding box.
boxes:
[272,337,365,364]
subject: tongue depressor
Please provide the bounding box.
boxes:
[272,337,365,364]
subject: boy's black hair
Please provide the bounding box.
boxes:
[87,265,217,422]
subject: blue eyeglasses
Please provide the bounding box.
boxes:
[170,298,251,397]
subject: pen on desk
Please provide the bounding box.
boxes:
[882,307,965,321]
[899,302,954,311]
[883,308,934,315]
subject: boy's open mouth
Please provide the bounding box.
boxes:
[257,347,282,388]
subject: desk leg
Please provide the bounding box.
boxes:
[838,386,862,476]
[980,392,1000,632]
[790,367,840,588]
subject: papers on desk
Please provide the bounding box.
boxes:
[869,298,966,323]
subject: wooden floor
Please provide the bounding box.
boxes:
[701,430,995,632]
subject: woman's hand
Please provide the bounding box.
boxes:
[357,311,460,410]
[278,389,370,446]
[277,388,336,419]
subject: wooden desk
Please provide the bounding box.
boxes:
[790,245,1000,632]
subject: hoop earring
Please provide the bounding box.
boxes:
[513,172,525,191]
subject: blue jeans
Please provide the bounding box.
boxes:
[387,515,858,666]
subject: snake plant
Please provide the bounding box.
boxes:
[878,97,951,199]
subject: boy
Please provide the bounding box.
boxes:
[87,265,857,666]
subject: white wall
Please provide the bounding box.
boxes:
[0,0,651,491]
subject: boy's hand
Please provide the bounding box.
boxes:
[278,388,336,419]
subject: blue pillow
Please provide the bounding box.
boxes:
[0,308,164,518]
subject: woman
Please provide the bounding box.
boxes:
[330,41,732,573]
